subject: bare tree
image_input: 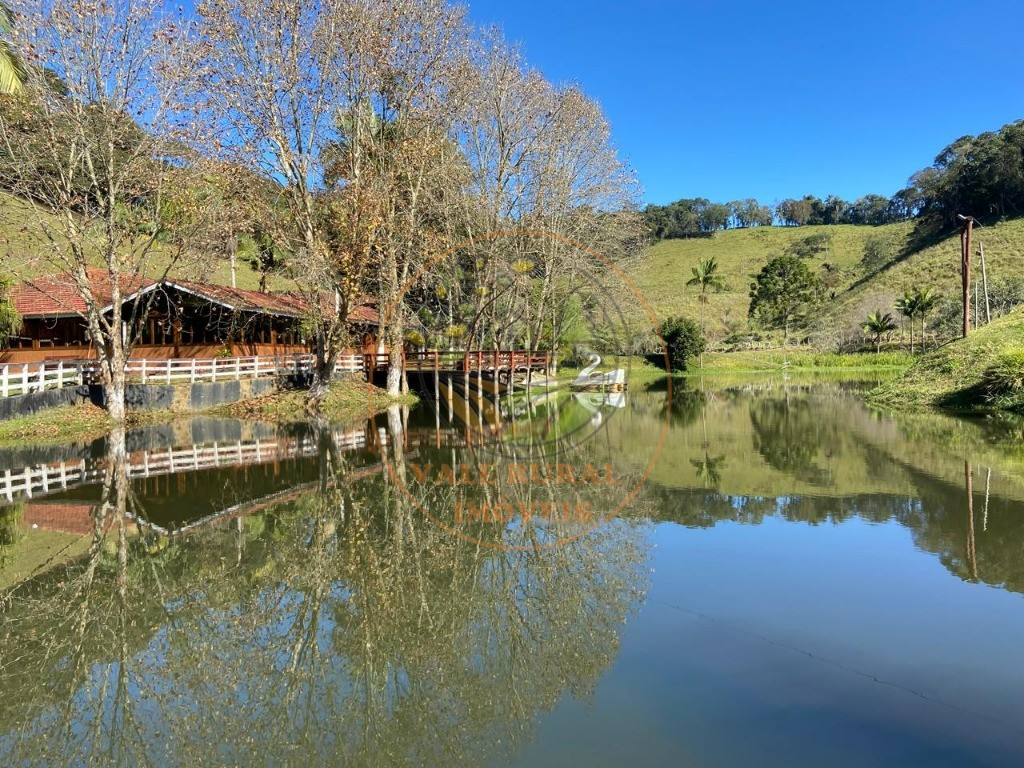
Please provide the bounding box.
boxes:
[0,0,194,421]
[182,0,362,407]
[454,35,642,366]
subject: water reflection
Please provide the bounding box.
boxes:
[0,412,650,766]
[2,376,1024,764]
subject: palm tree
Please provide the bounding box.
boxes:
[895,290,919,353]
[913,286,938,351]
[686,257,725,334]
[0,2,25,94]
[862,309,897,353]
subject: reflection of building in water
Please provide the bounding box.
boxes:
[18,502,121,535]
[0,470,651,768]
[0,424,377,504]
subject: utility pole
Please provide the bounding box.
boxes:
[980,242,991,324]
[958,215,973,337]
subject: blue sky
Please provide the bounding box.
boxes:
[464,0,1024,206]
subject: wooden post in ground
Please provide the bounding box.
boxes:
[959,215,973,337]
[980,242,991,325]
[433,350,440,443]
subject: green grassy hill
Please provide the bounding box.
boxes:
[0,193,295,292]
[870,305,1024,412]
[5,186,1024,350]
[633,218,1024,343]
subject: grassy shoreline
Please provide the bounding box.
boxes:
[692,349,913,374]
[0,404,114,447]
[209,378,417,422]
[557,351,911,384]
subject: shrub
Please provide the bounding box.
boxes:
[657,316,706,373]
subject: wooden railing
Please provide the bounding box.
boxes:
[1,349,550,398]
[79,354,364,386]
[0,361,83,397]
[402,349,551,373]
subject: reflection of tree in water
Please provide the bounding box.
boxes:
[691,452,726,488]
[750,397,834,486]
[650,465,1024,599]
[0,502,23,566]
[0,417,650,767]
[650,378,705,427]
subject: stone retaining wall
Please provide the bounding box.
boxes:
[1,378,280,421]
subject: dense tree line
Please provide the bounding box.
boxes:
[645,119,1024,241]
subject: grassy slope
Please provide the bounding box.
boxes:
[634,222,911,336]
[870,306,1024,412]
[0,193,295,291]
[633,217,1024,340]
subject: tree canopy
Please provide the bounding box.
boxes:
[748,254,821,338]
[643,118,1024,242]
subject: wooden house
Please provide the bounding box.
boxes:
[2,268,379,364]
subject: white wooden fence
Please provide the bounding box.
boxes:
[0,362,83,397]
[0,354,365,397]
[80,353,365,386]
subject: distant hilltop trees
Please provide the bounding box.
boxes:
[645,119,1024,241]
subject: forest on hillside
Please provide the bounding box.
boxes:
[644,120,1024,241]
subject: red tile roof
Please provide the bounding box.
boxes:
[168,280,309,317]
[170,282,379,324]
[12,270,379,326]
[12,267,154,318]
[22,502,98,535]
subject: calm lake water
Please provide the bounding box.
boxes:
[2,374,1024,767]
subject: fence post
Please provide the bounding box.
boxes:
[22,364,29,394]
[1,366,7,398]
[212,358,218,382]
[191,358,197,383]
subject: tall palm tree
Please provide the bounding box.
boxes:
[913,286,938,351]
[686,257,725,334]
[0,2,25,94]
[895,290,919,354]
[862,309,897,353]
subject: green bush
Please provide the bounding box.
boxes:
[657,316,706,373]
